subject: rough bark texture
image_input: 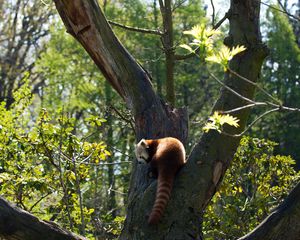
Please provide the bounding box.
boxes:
[160,0,175,105]
[0,197,85,240]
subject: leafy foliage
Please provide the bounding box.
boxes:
[181,24,246,69]
[206,45,246,70]
[180,24,221,58]
[35,22,103,118]
[203,136,300,240]
[203,111,239,133]
[0,83,110,237]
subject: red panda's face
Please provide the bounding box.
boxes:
[135,139,150,164]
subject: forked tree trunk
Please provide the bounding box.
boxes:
[1,0,300,240]
[53,0,266,239]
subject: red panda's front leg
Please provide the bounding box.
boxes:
[148,164,158,179]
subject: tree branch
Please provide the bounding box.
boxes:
[228,68,281,104]
[209,72,257,104]
[213,11,230,30]
[0,197,86,240]
[108,20,163,36]
[222,107,280,137]
[53,0,159,116]
[261,1,300,21]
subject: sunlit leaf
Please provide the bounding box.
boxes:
[203,111,239,133]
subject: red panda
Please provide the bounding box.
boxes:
[135,137,186,225]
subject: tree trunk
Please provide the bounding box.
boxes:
[52,6,188,239]
[153,0,163,96]
[0,0,52,109]
[160,0,176,105]
[52,0,266,239]
[120,0,268,238]
[105,82,117,217]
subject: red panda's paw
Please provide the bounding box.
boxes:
[147,168,158,179]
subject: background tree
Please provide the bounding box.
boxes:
[254,4,300,169]
[0,0,53,108]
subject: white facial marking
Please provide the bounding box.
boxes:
[135,139,150,164]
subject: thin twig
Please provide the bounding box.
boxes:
[172,0,188,11]
[280,105,300,112]
[213,11,230,30]
[209,72,256,104]
[107,187,127,196]
[97,161,132,165]
[210,71,300,112]
[57,114,73,230]
[261,1,300,21]
[58,152,132,166]
[210,0,216,27]
[277,0,300,21]
[211,71,300,114]
[228,68,282,105]
[107,145,132,158]
[208,67,300,137]
[221,102,268,114]
[277,0,286,10]
[72,152,85,236]
[222,108,280,138]
[29,192,53,212]
[175,48,198,60]
[108,20,163,36]
[109,105,135,132]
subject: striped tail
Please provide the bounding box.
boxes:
[148,174,174,225]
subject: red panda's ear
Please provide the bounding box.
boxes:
[139,139,149,148]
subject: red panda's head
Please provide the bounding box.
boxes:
[135,139,150,164]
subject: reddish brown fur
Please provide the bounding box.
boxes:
[143,137,185,225]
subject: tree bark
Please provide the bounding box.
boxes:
[0,197,85,240]
[160,0,176,105]
[105,82,117,218]
[52,6,189,236]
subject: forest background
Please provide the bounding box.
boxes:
[0,0,300,239]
